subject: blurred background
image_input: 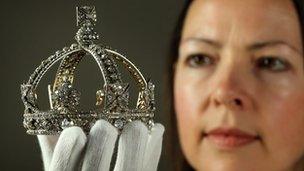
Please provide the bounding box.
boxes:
[0,0,185,170]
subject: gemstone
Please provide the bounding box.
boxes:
[110,74,118,80]
[107,67,115,72]
[41,60,47,65]
[61,118,75,129]
[148,82,155,91]
[63,47,69,52]
[50,55,56,60]
[70,44,78,50]
[148,120,154,127]
[114,119,124,129]
[89,44,96,49]
[55,50,61,56]
[107,95,114,101]
[105,59,111,65]
[96,48,102,54]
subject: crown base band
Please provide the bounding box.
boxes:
[23,110,154,135]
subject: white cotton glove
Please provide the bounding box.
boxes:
[37,119,164,171]
[114,121,164,171]
[37,127,87,171]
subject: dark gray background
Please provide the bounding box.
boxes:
[0,0,185,170]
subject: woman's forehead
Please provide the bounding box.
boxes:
[181,0,302,51]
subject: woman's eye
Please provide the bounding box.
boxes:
[256,56,290,72]
[185,54,214,68]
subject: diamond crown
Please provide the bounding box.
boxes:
[21,6,155,135]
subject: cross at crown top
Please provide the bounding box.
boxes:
[76,6,97,27]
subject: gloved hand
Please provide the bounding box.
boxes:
[37,119,164,171]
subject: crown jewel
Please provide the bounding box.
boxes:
[21,6,155,135]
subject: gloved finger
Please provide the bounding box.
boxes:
[143,123,165,171]
[81,119,118,171]
[113,121,149,171]
[49,126,87,171]
[37,135,59,170]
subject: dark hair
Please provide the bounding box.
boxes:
[165,0,304,170]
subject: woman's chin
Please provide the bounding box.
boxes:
[197,156,261,171]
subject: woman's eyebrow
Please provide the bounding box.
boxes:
[181,37,302,55]
[181,37,222,49]
[247,40,302,55]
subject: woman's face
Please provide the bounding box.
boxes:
[174,0,304,170]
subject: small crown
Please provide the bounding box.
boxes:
[21,6,155,135]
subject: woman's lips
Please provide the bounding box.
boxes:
[203,127,260,149]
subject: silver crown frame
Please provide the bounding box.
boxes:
[21,6,155,135]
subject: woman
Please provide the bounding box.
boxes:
[167,0,304,170]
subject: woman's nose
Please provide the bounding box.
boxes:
[212,88,244,110]
[210,66,252,111]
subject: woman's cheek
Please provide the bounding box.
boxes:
[174,72,202,166]
[175,82,198,136]
[262,77,304,139]
[257,79,304,169]
[263,95,302,147]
